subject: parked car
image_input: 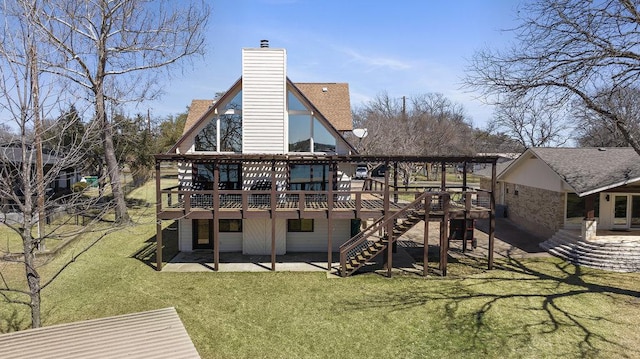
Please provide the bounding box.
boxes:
[355,166,368,179]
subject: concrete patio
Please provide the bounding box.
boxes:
[161,218,552,273]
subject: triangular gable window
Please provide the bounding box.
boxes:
[287,89,336,153]
[195,90,243,152]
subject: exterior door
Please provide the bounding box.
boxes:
[631,195,640,228]
[613,195,629,229]
[192,219,213,249]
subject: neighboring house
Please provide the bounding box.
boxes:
[487,147,640,238]
[0,143,80,211]
[154,42,499,276]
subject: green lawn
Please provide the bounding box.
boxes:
[1,177,640,358]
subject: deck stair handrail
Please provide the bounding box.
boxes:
[339,191,437,276]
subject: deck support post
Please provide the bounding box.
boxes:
[271,160,277,271]
[213,160,220,271]
[327,159,334,270]
[384,160,392,277]
[440,193,450,276]
[393,162,398,203]
[441,161,446,191]
[488,161,496,270]
[423,194,430,276]
[155,160,163,271]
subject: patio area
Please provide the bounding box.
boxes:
[161,218,550,274]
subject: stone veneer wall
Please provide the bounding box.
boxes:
[503,182,565,238]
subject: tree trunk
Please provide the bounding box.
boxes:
[23,235,41,328]
[95,91,129,223]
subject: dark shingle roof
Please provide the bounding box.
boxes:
[526,147,640,195]
[0,144,63,164]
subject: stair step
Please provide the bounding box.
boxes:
[542,229,640,273]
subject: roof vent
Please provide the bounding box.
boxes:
[322,87,328,92]
[260,39,269,48]
[598,147,606,151]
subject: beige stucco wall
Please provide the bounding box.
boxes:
[503,182,564,238]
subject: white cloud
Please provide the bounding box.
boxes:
[339,47,413,72]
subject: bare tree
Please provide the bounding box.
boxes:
[0,0,115,328]
[575,87,640,147]
[354,92,474,183]
[488,95,572,148]
[466,0,640,155]
[30,0,210,222]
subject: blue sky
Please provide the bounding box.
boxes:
[147,0,522,128]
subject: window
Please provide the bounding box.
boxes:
[194,90,243,152]
[287,89,336,153]
[289,164,330,191]
[193,163,242,190]
[288,219,314,232]
[566,193,599,225]
[195,121,217,151]
[313,117,336,152]
[219,164,242,190]
[220,219,242,232]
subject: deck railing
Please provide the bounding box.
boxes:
[159,185,492,214]
[339,191,440,274]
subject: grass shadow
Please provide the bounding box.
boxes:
[131,221,179,270]
[0,308,28,333]
[341,254,640,357]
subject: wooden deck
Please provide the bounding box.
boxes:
[157,191,491,220]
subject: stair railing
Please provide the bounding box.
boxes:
[339,191,434,275]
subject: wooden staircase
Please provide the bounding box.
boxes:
[339,193,430,276]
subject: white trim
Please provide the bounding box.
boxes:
[578,177,640,197]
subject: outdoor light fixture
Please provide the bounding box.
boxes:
[606,194,610,202]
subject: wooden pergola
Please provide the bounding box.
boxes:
[154,154,498,276]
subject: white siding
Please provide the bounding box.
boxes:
[243,219,286,255]
[178,219,243,252]
[502,156,571,192]
[242,48,287,154]
[286,218,352,252]
[220,233,242,252]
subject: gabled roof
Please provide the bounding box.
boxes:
[171,78,355,153]
[499,147,640,196]
[0,307,200,359]
[294,83,352,131]
[183,99,214,135]
[181,83,352,135]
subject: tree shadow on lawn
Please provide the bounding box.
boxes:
[131,221,179,270]
[342,256,640,358]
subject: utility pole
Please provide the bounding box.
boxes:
[402,95,406,120]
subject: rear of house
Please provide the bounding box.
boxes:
[164,44,358,255]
